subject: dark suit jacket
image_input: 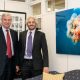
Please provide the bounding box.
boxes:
[19,30,49,70]
[0,27,18,76]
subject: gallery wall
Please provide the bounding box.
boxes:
[42,0,80,73]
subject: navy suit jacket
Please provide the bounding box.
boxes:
[0,27,18,76]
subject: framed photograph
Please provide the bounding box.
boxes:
[0,10,26,36]
[56,8,80,55]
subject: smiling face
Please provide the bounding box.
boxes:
[1,13,12,29]
[27,17,37,30]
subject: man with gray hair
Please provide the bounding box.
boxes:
[0,13,19,80]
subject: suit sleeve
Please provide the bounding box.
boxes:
[14,32,19,66]
[41,33,49,67]
[18,32,22,66]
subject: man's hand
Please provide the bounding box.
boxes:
[16,65,20,73]
[43,67,49,73]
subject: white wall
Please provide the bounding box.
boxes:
[67,0,80,8]
[5,0,27,12]
[42,12,80,72]
[41,0,80,73]
[42,12,68,72]
[0,0,5,10]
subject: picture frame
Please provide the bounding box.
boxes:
[0,10,26,36]
[56,8,80,55]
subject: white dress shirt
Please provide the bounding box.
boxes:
[2,26,14,56]
[24,29,35,59]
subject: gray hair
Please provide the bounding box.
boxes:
[26,16,38,27]
[1,13,12,20]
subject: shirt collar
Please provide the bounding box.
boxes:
[2,26,10,32]
[28,29,36,34]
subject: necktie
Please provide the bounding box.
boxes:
[27,32,32,57]
[6,30,12,58]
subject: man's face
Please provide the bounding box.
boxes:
[27,17,36,30]
[2,15,12,29]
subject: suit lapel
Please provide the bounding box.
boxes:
[0,27,6,46]
[24,31,27,50]
[33,30,37,49]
